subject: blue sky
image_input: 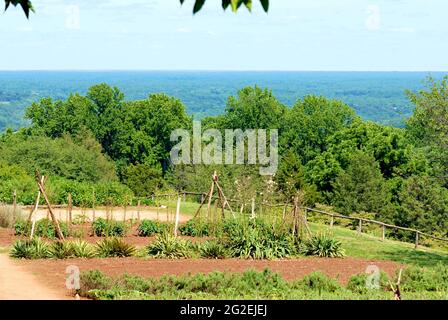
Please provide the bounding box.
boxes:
[0,0,447,71]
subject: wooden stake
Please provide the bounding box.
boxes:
[330,215,334,228]
[68,193,73,225]
[357,219,362,235]
[35,171,64,240]
[12,190,17,214]
[174,197,181,237]
[137,200,141,222]
[92,190,96,222]
[382,224,386,241]
[251,198,256,219]
[415,231,419,249]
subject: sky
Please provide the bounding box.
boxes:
[0,0,447,71]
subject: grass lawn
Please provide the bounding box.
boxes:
[310,222,448,267]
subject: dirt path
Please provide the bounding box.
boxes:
[0,254,69,300]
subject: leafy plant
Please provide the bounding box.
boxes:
[147,233,192,259]
[224,219,295,259]
[179,219,209,237]
[71,240,96,258]
[200,240,228,259]
[300,233,345,258]
[137,219,167,237]
[295,272,342,293]
[92,218,126,237]
[10,238,50,259]
[96,238,136,258]
[49,241,74,259]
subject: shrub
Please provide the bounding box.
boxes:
[224,220,295,260]
[347,272,390,294]
[96,238,136,258]
[14,220,28,236]
[179,219,209,237]
[200,241,229,259]
[300,233,345,258]
[79,270,112,298]
[92,218,126,237]
[49,241,75,259]
[10,240,37,259]
[16,219,70,239]
[147,233,192,259]
[137,220,167,237]
[401,264,448,292]
[10,238,50,259]
[71,240,96,258]
[295,272,342,293]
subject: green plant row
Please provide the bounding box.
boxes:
[10,238,136,259]
[78,267,448,300]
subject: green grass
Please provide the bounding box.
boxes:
[310,223,448,267]
[161,200,232,217]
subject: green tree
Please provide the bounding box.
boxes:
[223,86,287,130]
[275,150,320,205]
[331,151,392,217]
[122,163,165,197]
[395,175,448,236]
[0,132,117,183]
[281,95,358,164]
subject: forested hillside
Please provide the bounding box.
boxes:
[1,77,448,240]
[1,71,445,132]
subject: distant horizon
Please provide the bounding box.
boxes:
[1,70,447,73]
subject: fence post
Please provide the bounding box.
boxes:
[137,200,141,222]
[251,198,256,219]
[92,190,96,223]
[183,192,186,202]
[357,219,362,235]
[174,197,181,237]
[330,215,334,228]
[13,190,17,214]
[382,224,386,241]
[68,193,73,225]
[415,231,419,249]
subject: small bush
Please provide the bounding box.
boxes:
[295,272,342,293]
[137,220,168,237]
[179,219,209,237]
[225,223,295,260]
[200,241,229,259]
[300,233,345,258]
[14,220,28,236]
[79,270,112,298]
[10,238,50,259]
[14,219,70,239]
[401,264,448,292]
[49,241,75,259]
[96,238,136,257]
[347,272,390,294]
[92,218,126,237]
[71,240,96,258]
[147,233,192,259]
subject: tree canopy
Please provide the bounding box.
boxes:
[4,0,269,18]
